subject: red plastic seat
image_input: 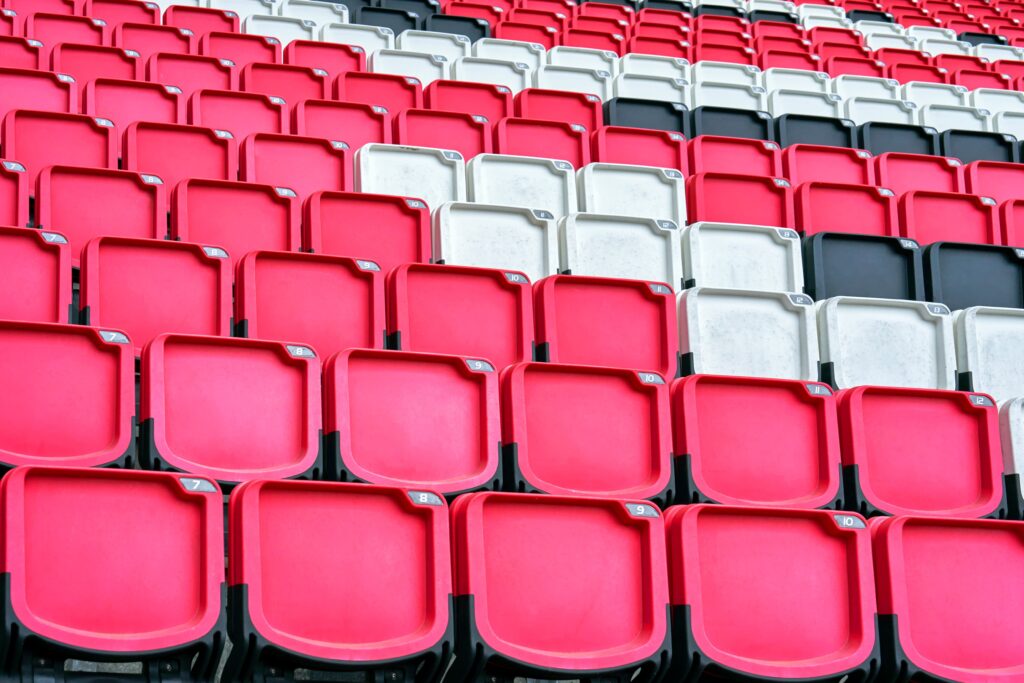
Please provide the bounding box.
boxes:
[334,71,424,112]
[123,121,237,190]
[0,67,77,122]
[147,52,236,98]
[686,173,796,227]
[0,467,225,678]
[816,41,871,62]
[164,5,239,37]
[199,30,280,68]
[25,13,106,60]
[392,108,492,159]
[899,190,1003,245]
[50,43,141,87]
[83,0,159,27]
[501,362,672,501]
[0,225,71,324]
[872,516,1024,682]
[84,78,184,128]
[494,21,559,47]
[873,152,964,194]
[0,157,27,227]
[113,22,194,64]
[932,52,989,73]
[626,34,691,59]
[507,7,566,31]
[563,26,625,53]
[493,116,589,167]
[0,9,16,37]
[140,333,322,483]
[687,135,782,176]
[80,237,233,355]
[188,88,287,140]
[887,62,949,84]
[0,35,41,69]
[671,374,842,507]
[36,166,167,267]
[225,480,452,680]
[782,144,874,186]
[758,48,822,71]
[447,0,505,28]
[953,68,1012,90]
[304,190,431,271]
[0,321,135,467]
[963,159,1024,204]
[825,55,886,78]
[4,0,77,15]
[999,197,1024,247]
[796,181,900,236]
[1,111,117,185]
[665,505,877,681]
[241,62,328,106]
[692,42,755,65]
[450,492,669,681]
[875,46,932,67]
[631,22,690,42]
[423,79,513,123]
[323,349,499,490]
[387,263,534,370]
[293,99,390,149]
[240,133,351,203]
[514,87,603,130]
[837,385,1005,518]
[591,126,687,172]
[171,179,300,268]
[283,40,364,79]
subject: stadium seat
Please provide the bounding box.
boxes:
[279,0,351,25]
[208,0,277,21]
[0,36,42,70]
[0,225,71,324]
[393,108,492,158]
[941,129,1019,164]
[146,52,237,99]
[294,100,390,152]
[872,516,1024,681]
[678,288,819,380]
[899,191,1002,246]
[123,121,237,191]
[671,374,842,507]
[1001,198,1024,248]
[858,121,941,155]
[2,111,117,185]
[687,135,782,176]
[796,182,899,237]
[873,152,963,194]
[241,61,328,104]
[449,492,670,682]
[356,142,466,211]
[962,160,1024,205]
[591,126,688,171]
[433,202,558,281]
[224,479,453,681]
[501,362,672,501]
[304,190,431,271]
[782,144,874,185]
[26,13,106,60]
[925,242,1024,310]
[237,250,385,358]
[6,0,77,15]
[602,97,689,133]
[839,385,1005,518]
[494,117,590,167]
[665,505,878,681]
[396,29,472,61]
[534,274,678,377]
[772,113,859,147]
[999,397,1024,518]
[0,67,76,122]
[387,263,534,369]
[423,79,512,122]
[188,89,287,142]
[0,157,27,228]
[451,56,531,94]
[113,22,194,64]
[335,71,424,112]
[427,13,489,40]
[0,320,131,469]
[0,467,225,681]
[36,166,167,267]
[804,232,926,301]
[164,5,240,37]
[514,87,604,130]
[50,43,140,90]
[817,296,957,389]
[140,333,322,484]
[171,179,300,267]
[284,40,365,80]
[199,31,280,68]
[578,162,686,224]
[322,348,500,491]
[954,305,1024,401]
[242,15,316,46]
[84,78,184,128]
[241,133,351,204]
[686,173,796,227]
[682,221,803,291]
[80,237,232,356]
[560,212,684,286]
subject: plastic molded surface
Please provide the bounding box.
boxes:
[560,213,684,288]
[682,222,803,292]
[0,226,71,325]
[356,143,466,212]
[954,306,1024,402]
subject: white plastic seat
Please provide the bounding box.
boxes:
[954,306,1024,403]
[918,37,972,56]
[396,30,472,61]
[865,34,918,51]
[854,20,905,37]
[681,222,803,292]
[355,143,467,211]
[690,60,761,88]
[321,23,394,53]
[993,110,1024,139]
[612,73,690,104]
[970,88,1024,115]
[998,398,1024,511]
[678,288,819,380]
[902,81,968,108]
[432,202,559,282]
[369,48,450,85]
[906,25,957,42]
[452,56,531,93]
[209,0,278,20]
[243,14,316,43]
[618,53,690,80]
[467,154,578,219]
[547,46,619,76]
[831,74,901,101]
[801,15,853,29]
[918,103,991,132]
[559,212,684,287]
[747,0,796,12]
[762,68,831,95]
[577,163,686,225]
[973,43,1024,63]
[472,38,546,71]
[768,89,842,117]
[816,296,956,389]
[797,3,844,19]
[533,64,612,99]
[278,0,348,25]
[844,96,917,125]
[695,0,745,10]
[691,81,767,111]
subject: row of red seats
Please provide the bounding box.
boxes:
[1,466,1018,683]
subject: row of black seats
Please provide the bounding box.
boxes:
[604,97,1024,165]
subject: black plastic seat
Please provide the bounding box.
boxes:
[356,5,421,31]
[691,105,772,140]
[426,13,489,40]
[803,232,926,301]
[603,97,688,134]
[941,130,1018,164]
[924,242,1024,310]
[858,121,940,155]
[774,114,857,147]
